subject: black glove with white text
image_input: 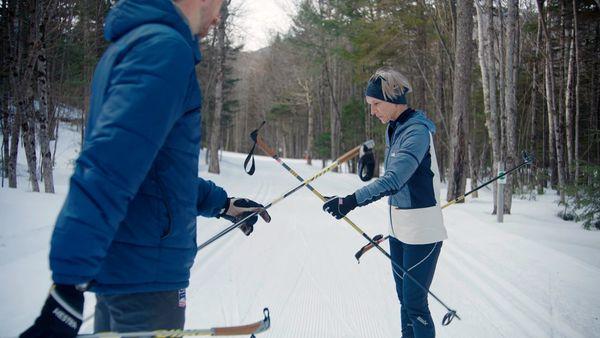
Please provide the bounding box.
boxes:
[219,197,272,235]
[20,284,84,338]
[323,194,358,219]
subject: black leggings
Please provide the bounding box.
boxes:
[390,238,442,338]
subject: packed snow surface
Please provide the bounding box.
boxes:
[1,124,599,337]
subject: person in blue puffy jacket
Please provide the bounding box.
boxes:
[20,1,271,337]
[323,67,447,338]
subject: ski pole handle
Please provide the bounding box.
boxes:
[255,137,277,157]
[336,145,362,165]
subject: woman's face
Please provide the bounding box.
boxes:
[366,96,401,124]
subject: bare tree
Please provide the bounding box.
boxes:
[503,0,519,213]
[35,0,55,193]
[446,0,474,202]
[19,0,41,192]
[571,0,581,183]
[565,27,575,180]
[537,0,567,202]
[208,0,230,174]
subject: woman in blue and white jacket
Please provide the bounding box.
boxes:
[323,67,447,338]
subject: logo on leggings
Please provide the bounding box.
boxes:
[416,316,429,325]
[178,289,186,308]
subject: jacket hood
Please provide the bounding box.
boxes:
[393,108,437,134]
[104,0,201,62]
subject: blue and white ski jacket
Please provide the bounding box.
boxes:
[49,0,227,294]
[355,109,447,244]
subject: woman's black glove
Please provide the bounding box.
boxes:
[219,197,271,235]
[20,284,84,338]
[323,194,358,219]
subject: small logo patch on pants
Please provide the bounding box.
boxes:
[178,289,186,308]
[416,316,428,325]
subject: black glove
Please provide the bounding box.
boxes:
[20,284,84,338]
[219,197,271,235]
[323,194,358,219]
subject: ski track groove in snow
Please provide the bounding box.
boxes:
[444,243,557,337]
[292,225,357,334]
[444,207,587,338]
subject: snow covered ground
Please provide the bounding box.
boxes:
[1,124,600,337]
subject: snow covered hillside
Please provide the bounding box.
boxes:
[1,125,600,337]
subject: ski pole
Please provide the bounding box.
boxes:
[252,132,460,326]
[354,151,535,262]
[443,151,534,208]
[196,139,373,252]
[76,308,270,337]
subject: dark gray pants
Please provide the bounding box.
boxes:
[94,290,186,335]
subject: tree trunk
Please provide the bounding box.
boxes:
[8,107,20,188]
[22,0,40,192]
[446,0,474,202]
[35,1,54,193]
[572,0,580,183]
[435,41,447,182]
[208,2,229,174]
[468,132,479,198]
[306,82,314,165]
[7,0,21,188]
[564,31,575,181]
[1,94,9,181]
[414,2,427,108]
[2,0,12,181]
[324,56,341,168]
[537,0,566,202]
[531,16,542,193]
[22,94,39,192]
[503,0,519,213]
[486,0,501,213]
[475,2,490,199]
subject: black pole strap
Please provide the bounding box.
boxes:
[244,121,266,175]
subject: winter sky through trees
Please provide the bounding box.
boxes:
[231,0,294,51]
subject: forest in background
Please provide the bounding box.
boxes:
[1,0,599,228]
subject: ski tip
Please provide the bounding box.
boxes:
[256,307,271,334]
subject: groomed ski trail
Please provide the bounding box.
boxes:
[187,151,600,338]
[3,142,600,337]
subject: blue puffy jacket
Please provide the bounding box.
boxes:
[49,0,227,294]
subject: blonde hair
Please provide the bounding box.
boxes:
[368,67,412,102]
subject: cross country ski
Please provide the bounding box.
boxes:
[76,308,270,337]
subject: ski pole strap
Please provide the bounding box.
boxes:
[244,121,266,175]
